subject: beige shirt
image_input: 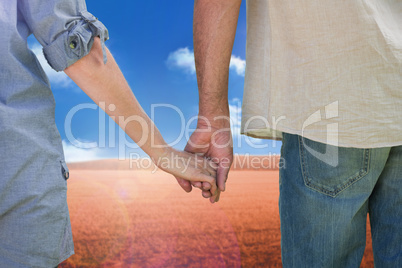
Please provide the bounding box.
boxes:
[241,0,402,148]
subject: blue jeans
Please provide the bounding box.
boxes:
[279,133,402,267]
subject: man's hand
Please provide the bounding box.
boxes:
[175,117,233,203]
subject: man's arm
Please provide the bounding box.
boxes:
[194,0,241,120]
[178,0,241,202]
[64,37,218,194]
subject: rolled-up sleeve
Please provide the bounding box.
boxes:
[19,0,109,71]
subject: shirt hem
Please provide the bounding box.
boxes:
[241,126,402,149]
[53,250,75,267]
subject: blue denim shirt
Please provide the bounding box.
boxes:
[0,0,108,266]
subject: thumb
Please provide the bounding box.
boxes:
[184,131,210,154]
[217,164,230,192]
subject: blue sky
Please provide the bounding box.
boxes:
[28,0,281,162]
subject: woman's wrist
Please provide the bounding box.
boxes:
[148,146,174,167]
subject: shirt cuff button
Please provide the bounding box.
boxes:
[69,40,77,49]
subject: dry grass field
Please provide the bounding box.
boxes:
[59,158,374,267]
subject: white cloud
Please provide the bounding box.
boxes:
[166,47,196,74]
[30,44,73,88]
[62,140,110,163]
[229,98,242,137]
[166,47,246,76]
[229,55,246,76]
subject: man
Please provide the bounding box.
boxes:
[181,0,402,267]
[1,0,218,266]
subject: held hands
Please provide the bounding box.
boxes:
[175,117,234,203]
[151,116,233,203]
[151,147,219,198]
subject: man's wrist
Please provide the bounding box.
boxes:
[197,112,231,130]
[199,101,229,118]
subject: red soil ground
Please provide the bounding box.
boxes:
[59,160,374,267]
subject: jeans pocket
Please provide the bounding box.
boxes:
[299,136,370,197]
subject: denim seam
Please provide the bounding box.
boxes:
[299,136,371,198]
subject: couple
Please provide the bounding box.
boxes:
[2,0,402,267]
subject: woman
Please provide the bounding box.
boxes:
[0,0,216,266]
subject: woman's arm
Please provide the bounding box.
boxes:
[64,37,218,196]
